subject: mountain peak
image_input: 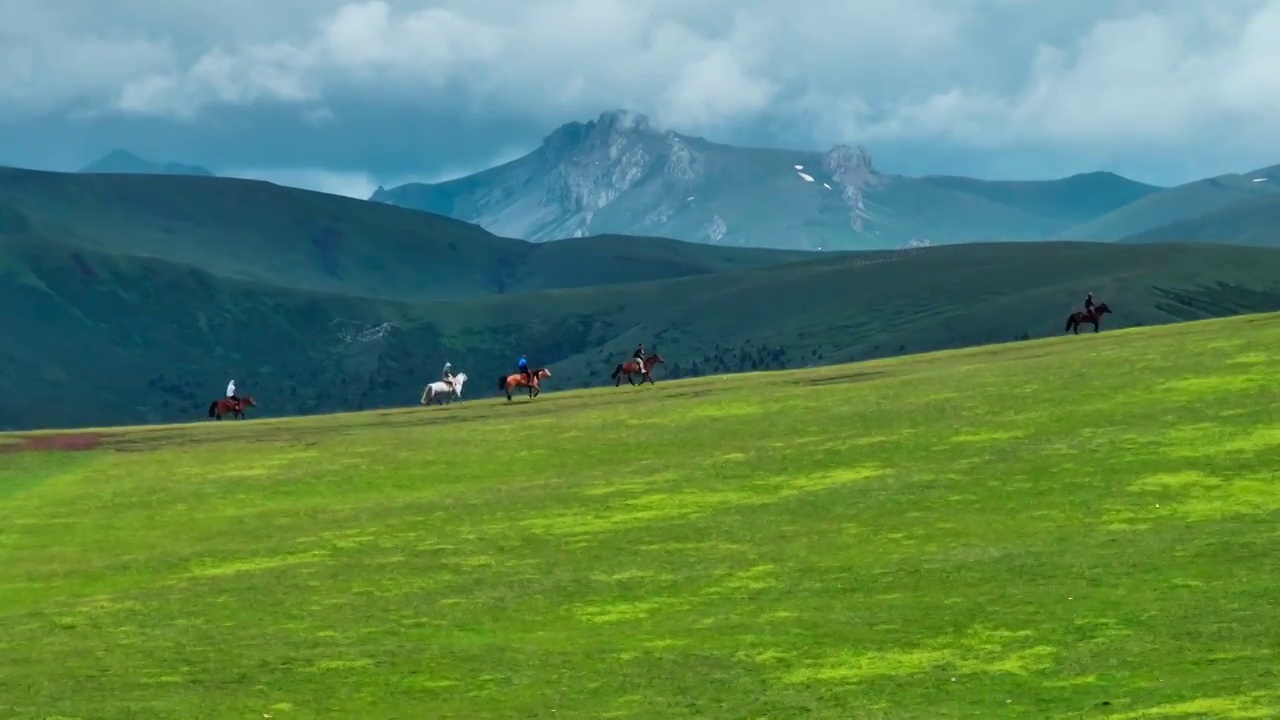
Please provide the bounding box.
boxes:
[824,144,875,173]
[595,109,653,132]
[80,150,215,177]
[542,109,658,150]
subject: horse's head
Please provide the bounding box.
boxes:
[537,368,552,379]
[454,373,467,394]
[241,396,256,407]
[1096,303,1112,315]
[646,354,665,367]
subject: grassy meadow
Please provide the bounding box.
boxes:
[1,313,1278,718]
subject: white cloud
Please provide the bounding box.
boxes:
[796,2,1280,153]
[3,0,1280,167]
[222,143,531,197]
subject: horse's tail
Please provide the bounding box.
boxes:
[207,401,217,418]
[1064,313,1074,332]
[497,375,507,391]
[611,364,624,379]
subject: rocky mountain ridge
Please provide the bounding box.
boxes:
[371,110,1169,250]
[372,110,908,249]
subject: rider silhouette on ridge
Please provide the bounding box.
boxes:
[517,354,531,382]
[442,361,455,390]
[1084,292,1097,318]
[226,379,240,410]
[633,343,646,371]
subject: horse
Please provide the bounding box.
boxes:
[611,354,665,387]
[1064,303,1112,335]
[208,396,256,420]
[421,373,467,405]
[498,368,551,401]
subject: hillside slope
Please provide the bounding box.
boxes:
[2,313,1276,717]
[372,110,1162,250]
[4,237,1279,431]
[1118,193,1280,247]
[0,166,809,300]
[1060,172,1278,240]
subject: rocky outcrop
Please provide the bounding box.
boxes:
[823,144,881,233]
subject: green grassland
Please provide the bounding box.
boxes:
[6,232,1280,431]
[1,312,1277,718]
[5,165,1280,432]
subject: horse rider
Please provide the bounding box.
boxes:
[633,343,646,372]
[442,361,455,391]
[1084,292,1097,317]
[226,379,240,409]
[517,354,531,382]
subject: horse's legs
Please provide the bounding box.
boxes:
[627,372,636,386]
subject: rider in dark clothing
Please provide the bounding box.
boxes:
[633,343,645,369]
[517,354,531,381]
[1084,293,1096,316]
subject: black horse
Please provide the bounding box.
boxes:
[1064,303,1112,334]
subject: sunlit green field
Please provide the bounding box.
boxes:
[1,313,1277,719]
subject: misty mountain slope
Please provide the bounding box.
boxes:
[1119,192,1280,247]
[371,110,1170,250]
[79,149,215,177]
[1060,172,1279,240]
[916,171,1161,226]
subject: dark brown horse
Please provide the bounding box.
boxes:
[1064,303,1112,334]
[498,368,551,401]
[208,396,256,420]
[611,354,664,386]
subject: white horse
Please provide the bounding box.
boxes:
[420,373,467,405]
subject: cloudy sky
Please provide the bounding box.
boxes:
[2,0,1278,196]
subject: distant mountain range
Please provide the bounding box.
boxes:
[80,149,215,177]
[369,110,1279,250]
[73,114,1279,252]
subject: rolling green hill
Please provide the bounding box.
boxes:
[0,166,809,301]
[1118,193,1280,247]
[1060,172,1278,241]
[915,170,1159,226]
[4,232,1280,431]
[2,312,1277,718]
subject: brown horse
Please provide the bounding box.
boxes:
[1064,303,1112,334]
[498,368,551,401]
[611,354,665,386]
[208,396,256,420]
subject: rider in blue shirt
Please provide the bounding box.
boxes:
[518,354,530,381]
